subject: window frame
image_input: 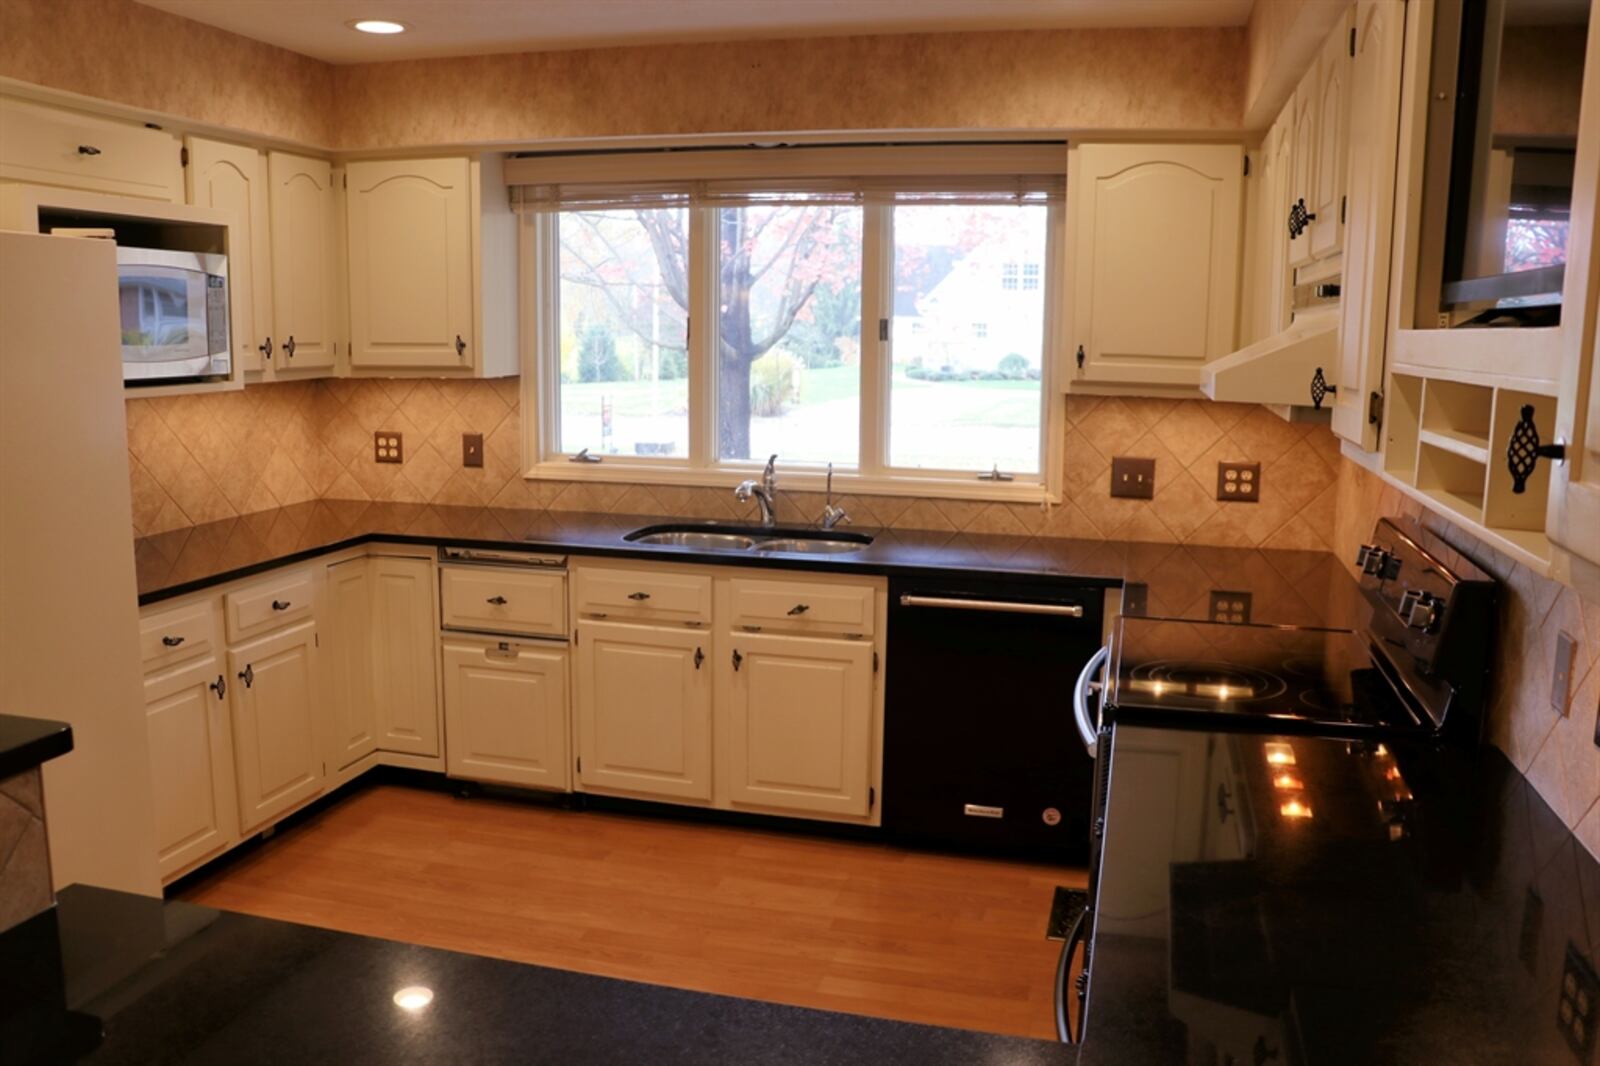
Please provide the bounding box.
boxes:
[519,195,1065,503]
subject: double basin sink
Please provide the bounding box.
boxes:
[624,523,873,555]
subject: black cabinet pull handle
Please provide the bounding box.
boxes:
[77,144,101,156]
[455,334,466,357]
[210,674,227,700]
[1288,197,1316,238]
[1507,404,1566,494]
[238,664,254,689]
[1310,366,1336,410]
[271,599,292,611]
[694,647,704,670]
[486,595,508,605]
[732,649,743,671]
[161,635,185,647]
[628,591,651,601]
[259,337,273,359]
[1075,344,1085,370]
[787,603,810,616]
[283,336,296,358]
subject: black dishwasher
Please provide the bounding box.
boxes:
[883,575,1107,860]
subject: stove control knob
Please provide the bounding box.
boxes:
[1361,547,1391,576]
[1355,543,1379,569]
[1403,591,1440,631]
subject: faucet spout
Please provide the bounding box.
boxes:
[735,457,780,528]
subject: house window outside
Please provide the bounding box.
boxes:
[1001,261,1020,290]
[1022,262,1041,290]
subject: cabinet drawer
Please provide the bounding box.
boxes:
[0,97,182,201]
[574,567,712,625]
[224,569,315,643]
[729,578,875,637]
[441,566,566,637]
[140,601,216,673]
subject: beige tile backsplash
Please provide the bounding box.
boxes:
[0,768,52,932]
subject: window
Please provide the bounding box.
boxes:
[516,144,1064,498]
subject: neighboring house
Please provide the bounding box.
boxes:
[891,229,1046,373]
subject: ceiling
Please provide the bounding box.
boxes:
[132,0,1255,65]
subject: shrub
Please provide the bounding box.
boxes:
[998,353,1030,379]
[750,352,800,416]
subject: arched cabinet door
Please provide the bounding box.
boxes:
[186,137,272,375]
[1310,6,1355,261]
[346,158,475,371]
[1067,142,1243,387]
[267,151,339,371]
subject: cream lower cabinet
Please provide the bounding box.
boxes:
[143,652,236,880]
[228,619,325,832]
[574,620,712,801]
[326,558,378,769]
[442,638,569,789]
[723,633,874,818]
[371,556,441,757]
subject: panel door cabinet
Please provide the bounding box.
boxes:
[325,558,378,769]
[442,638,569,790]
[185,136,273,375]
[1309,6,1354,262]
[723,633,874,818]
[370,556,441,757]
[0,96,181,201]
[1067,142,1243,387]
[1288,67,1321,271]
[228,619,325,832]
[266,151,339,373]
[575,620,712,801]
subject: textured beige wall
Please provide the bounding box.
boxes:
[1334,457,1600,862]
[0,0,334,146]
[126,380,1341,553]
[1496,26,1587,139]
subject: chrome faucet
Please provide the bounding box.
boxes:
[820,463,851,530]
[735,454,780,527]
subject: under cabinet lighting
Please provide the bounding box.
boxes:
[1273,772,1304,791]
[350,18,407,34]
[1280,799,1314,820]
[393,986,434,1010]
[1264,743,1296,767]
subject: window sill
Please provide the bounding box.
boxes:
[524,461,1055,505]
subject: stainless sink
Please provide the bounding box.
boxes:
[630,530,759,550]
[754,537,866,554]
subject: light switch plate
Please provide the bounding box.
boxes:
[1554,631,1578,716]
[374,431,403,464]
[462,433,484,468]
[1217,461,1262,502]
[1110,457,1156,500]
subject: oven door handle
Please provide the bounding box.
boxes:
[898,594,1084,618]
[1074,644,1110,759]
[1054,907,1090,1044]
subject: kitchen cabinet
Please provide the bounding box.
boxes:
[143,631,236,882]
[266,151,339,373]
[1287,69,1320,271]
[1246,101,1296,345]
[442,637,569,790]
[1066,142,1243,387]
[185,136,273,376]
[370,556,441,757]
[228,619,324,832]
[575,620,712,801]
[0,95,181,201]
[723,633,874,818]
[1309,7,1354,262]
[325,558,377,769]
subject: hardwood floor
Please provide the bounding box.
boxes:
[178,783,1084,1040]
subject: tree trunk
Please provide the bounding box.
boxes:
[719,209,757,459]
[718,349,754,458]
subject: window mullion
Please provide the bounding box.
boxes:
[687,205,718,469]
[859,200,891,478]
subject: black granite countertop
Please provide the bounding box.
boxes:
[0,715,71,780]
[133,501,1361,629]
[1078,726,1600,1066]
[5,884,1076,1066]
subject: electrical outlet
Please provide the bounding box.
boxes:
[1122,582,1149,617]
[462,433,484,468]
[1209,590,1253,624]
[1217,461,1262,502]
[1110,457,1156,499]
[1560,944,1600,1062]
[374,431,403,464]
[1553,632,1578,715]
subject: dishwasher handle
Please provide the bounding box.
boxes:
[1074,644,1110,759]
[898,594,1083,618]
[1054,907,1090,1044]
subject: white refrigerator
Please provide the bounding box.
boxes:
[0,230,159,896]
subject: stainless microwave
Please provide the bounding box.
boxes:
[114,246,230,385]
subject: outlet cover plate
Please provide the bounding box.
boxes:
[463,433,484,468]
[1209,590,1253,625]
[1217,461,1262,502]
[1560,943,1600,1061]
[1110,457,1156,500]
[374,431,403,464]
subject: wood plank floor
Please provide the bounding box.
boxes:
[178,784,1084,1040]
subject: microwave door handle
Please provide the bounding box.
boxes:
[1074,644,1110,759]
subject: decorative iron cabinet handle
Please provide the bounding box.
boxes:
[731,649,743,671]
[283,336,297,359]
[628,591,651,601]
[694,647,704,670]
[77,144,101,156]
[486,595,509,605]
[1506,404,1566,494]
[455,335,466,357]
[238,664,254,688]
[1310,366,1336,410]
[271,599,292,611]
[210,674,227,700]
[161,635,185,647]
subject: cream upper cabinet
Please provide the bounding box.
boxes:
[143,641,236,881]
[185,137,272,376]
[723,633,874,818]
[0,96,181,201]
[1067,142,1243,387]
[442,637,570,790]
[1288,64,1321,270]
[346,158,475,371]
[325,558,377,769]
[575,620,712,801]
[228,619,325,832]
[370,556,441,757]
[1309,7,1355,262]
[1334,0,1407,452]
[267,151,338,373]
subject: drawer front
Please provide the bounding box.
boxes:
[441,566,567,637]
[140,601,216,673]
[729,578,875,636]
[224,569,315,643]
[574,567,712,625]
[0,97,182,201]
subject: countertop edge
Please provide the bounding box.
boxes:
[0,714,73,780]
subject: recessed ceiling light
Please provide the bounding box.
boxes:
[392,985,433,1010]
[349,18,407,35]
